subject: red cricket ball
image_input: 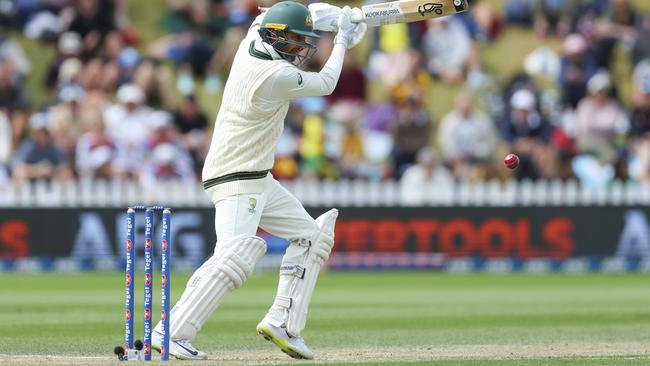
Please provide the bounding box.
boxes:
[504,153,519,169]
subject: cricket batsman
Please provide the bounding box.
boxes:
[151,1,367,360]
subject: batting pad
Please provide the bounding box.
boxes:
[273,209,338,336]
[164,235,267,340]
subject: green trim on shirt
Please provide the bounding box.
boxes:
[249,41,273,61]
[203,170,269,190]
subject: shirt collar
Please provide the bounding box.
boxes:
[253,38,283,61]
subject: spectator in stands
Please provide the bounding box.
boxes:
[533,0,579,38]
[104,83,151,179]
[0,60,29,150]
[438,93,498,180]
[591,0,638,69]
[628,60,650,184]
[457,1,502,43]
[504,0,533,26]
[400,147,454,205]
[575,71,629,162]
[12,113,70,183]
[0,111,11,184]
[140,110,195,185]
[75,112,116,180]
[501,88,556,179]
[559,33,597,108]
[0,32,30,76]
[327,55,366,103]
[173,95,209,175]
[632,14,650,66]
[66,0,116,56]
[630,60,650,137]
[423,17,479,84]
[390,94,433,178]
[49,84,87,159]
[46,32,83,92]
[133,57,176,110]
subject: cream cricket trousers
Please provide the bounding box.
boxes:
[210,177,319,245]
[156,176,319,341]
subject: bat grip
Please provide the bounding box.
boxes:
[351,13,364,24]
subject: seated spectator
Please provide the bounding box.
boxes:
[104,83,151,178]
[504,0,534,26]
[173,95,209,175]
[558,34,597,108]
[629,60,650,138]
[0,111,11,181]
[66,0,117,56]
[457,1,502,43]
[140,142,195,186]
[438,93,498,179]
[423,17,479,84]
[12,113,71,183]
[400,148,454,205]
[45,32,82,92]
[575,71,629,163]
[49,84,86,158]
[0,31,30,76]
[75,114,117,180]
[339,119,365,179]
[632,13,650,66]
[390,94,432,178]
[140,110,195,185]
[501,89,556,179]
[533,0,579,38]
[0,60,29,149]
[327,56,366,103]
[591,0,638,69]
[134,57,175,109]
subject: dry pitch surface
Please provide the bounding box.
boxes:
[0,272,648,365]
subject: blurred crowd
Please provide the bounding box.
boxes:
[0,0,649,196]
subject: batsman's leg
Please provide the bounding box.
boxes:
[152,193,266,359]
[257,179,338,359]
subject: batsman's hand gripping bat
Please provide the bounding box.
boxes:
[352,0,470,27]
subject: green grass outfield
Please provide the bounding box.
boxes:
[0,272,648,365]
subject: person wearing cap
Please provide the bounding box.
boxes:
[12,113,71,183]
[75,111,116,180]
[575,71,629,162]
[148,1,367,360]
[501,88,555,179]
[48,84,86,158]
[558,33,597,108]
[45,32,82,91]
[104,83,152,179]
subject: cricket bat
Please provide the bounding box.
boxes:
[352,0,470,27]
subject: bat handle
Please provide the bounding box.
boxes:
[351,13,364,24]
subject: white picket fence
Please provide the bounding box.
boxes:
[1,178,650,207]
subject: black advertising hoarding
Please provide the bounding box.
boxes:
[1,207,649,269]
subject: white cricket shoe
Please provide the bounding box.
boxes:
[151,330,207,360]
[256,319,314,359]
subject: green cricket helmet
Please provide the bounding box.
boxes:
[259,1,319,66]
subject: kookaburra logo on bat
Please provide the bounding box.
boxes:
[418,3,443,16]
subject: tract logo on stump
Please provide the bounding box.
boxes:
[144,273,152,285]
